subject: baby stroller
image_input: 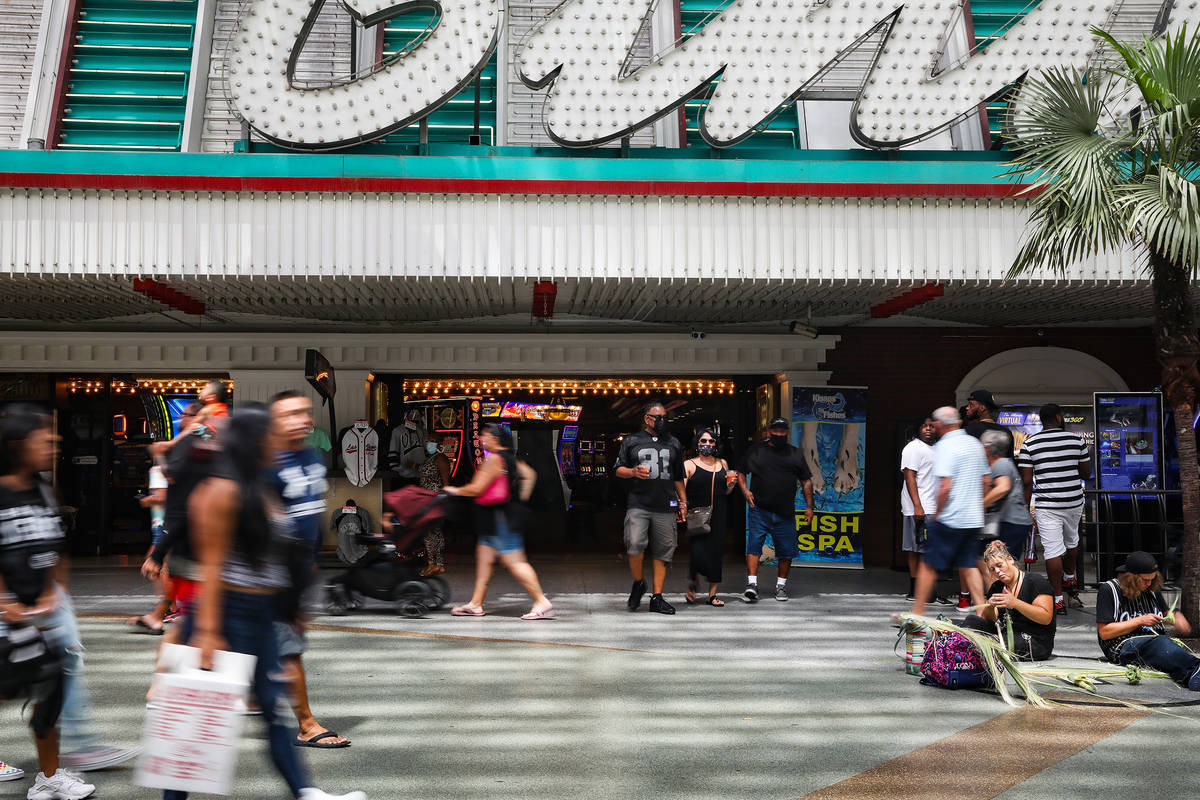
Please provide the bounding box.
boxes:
[324,487,450,618]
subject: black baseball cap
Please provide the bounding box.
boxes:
[968,389,997,409]
[1117,551,1159,574]
[768,417,789,429]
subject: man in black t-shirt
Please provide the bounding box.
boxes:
[964,389,1014,461]
[1096,551,1200,689]
[737,418,813,603]
[613,400,686,615]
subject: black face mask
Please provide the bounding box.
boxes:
[769,433,788,447]
[698,444,716,456]
[652,417,667,435]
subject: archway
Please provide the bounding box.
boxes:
[955,346,1129,407]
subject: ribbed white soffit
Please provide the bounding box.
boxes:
[0,188,1143,282]
[0,188,1168,328]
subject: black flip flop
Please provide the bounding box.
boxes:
[707,596,725,607]
[296,731,351,749]
[127,617,163,635]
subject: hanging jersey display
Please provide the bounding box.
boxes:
[340,421,379,487]
[389,419,427,478]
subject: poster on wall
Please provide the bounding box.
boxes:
[1094,392,1164,497]
[792,387,867,569]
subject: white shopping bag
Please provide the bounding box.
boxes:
[134,644,257,796]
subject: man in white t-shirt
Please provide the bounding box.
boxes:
[900,416,942,601]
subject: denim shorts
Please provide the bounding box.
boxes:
[479,512,525,554]
[747,507,799,560]
[923,519,982,571]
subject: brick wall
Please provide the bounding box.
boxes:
[820,327,1160,567]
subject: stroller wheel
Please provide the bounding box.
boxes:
[394,580,432,618]
[424,576,450,610]
[399,601,428,618]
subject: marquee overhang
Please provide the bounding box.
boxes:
[0,150,1170,330]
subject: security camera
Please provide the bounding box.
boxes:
[690,331,707,340]
[788,321,818,338]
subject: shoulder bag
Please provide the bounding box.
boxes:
[685,463,717,536]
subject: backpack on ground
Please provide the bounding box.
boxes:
[920,631,994,690]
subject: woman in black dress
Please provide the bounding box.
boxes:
[684,429,735,606]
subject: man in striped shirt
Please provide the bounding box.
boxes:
[1017,403,1092,616]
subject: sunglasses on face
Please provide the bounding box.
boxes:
[646,414,666,420]
[698,439,715,444]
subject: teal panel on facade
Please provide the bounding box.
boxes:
[0,149,1021,188]
[366,8,496,147]
[57,0,198,151]
[678,0,800,150]
[969,0,1041,143]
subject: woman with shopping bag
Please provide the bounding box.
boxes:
[177,404,365,800]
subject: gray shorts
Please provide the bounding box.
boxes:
[624,508,678,562]
[902,515,927,554]
[274,621,306,658]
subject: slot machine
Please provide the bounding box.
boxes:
[557,424,579,477]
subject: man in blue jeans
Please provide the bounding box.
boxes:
[1097,551,1200,690]
[737,418,813,602]
[909,407,991,617]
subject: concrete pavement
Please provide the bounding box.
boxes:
[1,558,1196,800]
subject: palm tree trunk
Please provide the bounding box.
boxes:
[1150,251,1200,626]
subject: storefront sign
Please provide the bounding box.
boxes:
[793,387,867,568]
[226,0,1189,150]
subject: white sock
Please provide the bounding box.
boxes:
[1063,573,1075,581]
[747,576,758,586]
[777,577,787,587]
[1054,595,1063,603]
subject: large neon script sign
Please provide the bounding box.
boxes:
[226,0,1189,150]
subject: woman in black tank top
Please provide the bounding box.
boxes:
[683,429,736,606]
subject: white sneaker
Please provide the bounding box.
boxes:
[26,770,95,800]
[298,789,367,800]
[60,745,141,771]
[0,760,25,782]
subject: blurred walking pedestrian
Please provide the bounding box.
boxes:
[267,391,349,749]
[177,404,364,800]
[128,456,171,634]
[0,404,95,800]
[447,424,552,619]
[907,407,990,617]
[417,435,450,576]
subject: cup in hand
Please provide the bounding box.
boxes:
[725,470,738,487]
[635,464,651,478]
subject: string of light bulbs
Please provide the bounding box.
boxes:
[403,378,734,399]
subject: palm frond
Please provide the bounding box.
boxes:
[1114,167,1200,266]
[1002,67,1129,275]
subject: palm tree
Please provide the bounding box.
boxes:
[1004,26,1200,621]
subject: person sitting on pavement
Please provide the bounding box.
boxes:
[963,540,1055,661]
[1096,551,1200,691]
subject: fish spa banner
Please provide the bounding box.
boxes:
[792,387,867,568]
